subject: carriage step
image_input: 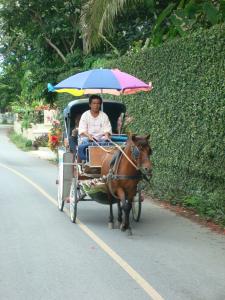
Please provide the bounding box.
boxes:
[81,173,102,178]
[83,165,101,174]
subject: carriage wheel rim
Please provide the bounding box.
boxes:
[70,178,78,222]
[57,179,64,211]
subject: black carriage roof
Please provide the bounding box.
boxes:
[63,98,126,118]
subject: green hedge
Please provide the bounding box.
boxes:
[103,24,225,225]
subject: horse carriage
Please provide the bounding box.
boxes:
[57,98,152,234]
[49,68,153,234]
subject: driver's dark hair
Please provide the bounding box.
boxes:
[89,94,102,105]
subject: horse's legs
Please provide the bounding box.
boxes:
[108,201,114,229]
[116,199,123,228]
[116,200,122,228]
[121,199,132,235]
[115,188,132,234]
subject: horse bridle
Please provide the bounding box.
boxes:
[130,142,152,181]
[131,143,150,167]
[109,141,150,180]
[131,144,140,161]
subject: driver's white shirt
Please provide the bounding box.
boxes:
[78,110,112,140]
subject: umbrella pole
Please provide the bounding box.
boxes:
[101,89,104,112]
[64,118,69,141]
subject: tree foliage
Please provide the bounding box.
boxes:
[81,0,225,53]
[0,0,224,111]
[80,0,142,53]
[0,0,83,62]
[0,0,83,109]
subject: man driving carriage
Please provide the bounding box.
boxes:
[77,95,112,162]
[78,94,112,143]
[64,95,112,154]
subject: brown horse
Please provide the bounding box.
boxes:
[101,134,152,235]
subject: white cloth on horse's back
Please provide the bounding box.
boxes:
[78,110,112,140]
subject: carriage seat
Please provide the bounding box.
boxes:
[78,135,128,162]
[78,141,113,162]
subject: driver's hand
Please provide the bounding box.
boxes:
[88,134,94,141]
[104,135,110,141]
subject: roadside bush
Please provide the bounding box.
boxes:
[32,134,48,149]
[103,24,225,226]
[25,140,32,147]
[9,131,33,151]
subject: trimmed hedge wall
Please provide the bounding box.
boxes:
[104,24,225,225]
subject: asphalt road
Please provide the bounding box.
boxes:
[0,125,225,300]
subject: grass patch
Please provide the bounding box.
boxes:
[9,130,33,151]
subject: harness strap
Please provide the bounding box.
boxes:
[105,169,142,200]
[105,171,119,200]
[109,139,139,170]
[110,150,122,169]
[108,174,142,180]
[107,181,119,200]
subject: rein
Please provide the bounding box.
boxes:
[109,139,139,170]
[90,139,113,153]
[93,138,139,170]
[94,138,150,182]
[108,139,150,182]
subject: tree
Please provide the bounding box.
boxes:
[0,0,84,109]
[0,0,83,63]
[81,0,225,53]
[80,0,142,53]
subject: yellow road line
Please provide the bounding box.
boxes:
[75,218,164,300]
[0,162,164,300]
[0,162,56,206]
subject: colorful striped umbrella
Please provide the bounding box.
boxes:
[48,68,153,96]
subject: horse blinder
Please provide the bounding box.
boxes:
[131,145,140,161]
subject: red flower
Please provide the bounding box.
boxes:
[50,135,58,144]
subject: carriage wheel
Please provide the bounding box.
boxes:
[69,177,79,223]
[132,190,142,222]
[57,185,64,211]
[57,170,64,211]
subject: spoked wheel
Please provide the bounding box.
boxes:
[69,177,79,223]
[132,190,142,222]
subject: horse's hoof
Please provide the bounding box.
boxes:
[120,224,126,232]
[108,222,114,229]
[127,228,132,236]
[115,221,121,229]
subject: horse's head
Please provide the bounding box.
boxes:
[129,134,152,180]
